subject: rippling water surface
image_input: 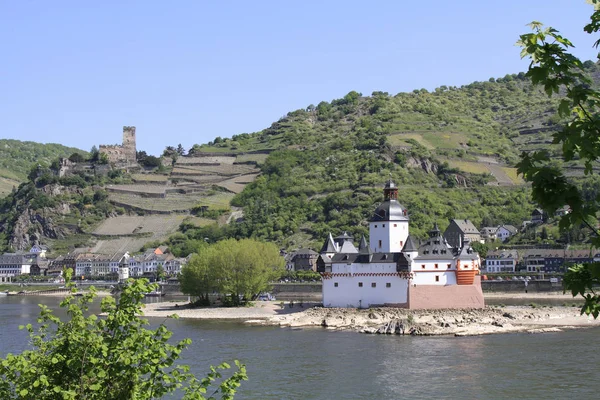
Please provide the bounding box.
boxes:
[1,296,599,399]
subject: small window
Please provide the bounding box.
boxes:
[394,224,397,227]
[400,241,403,247]
[371,282,376,288]
[386,282,391,288]
[447,264,451,269]
[334,282,338,287]
[435,275,440,282]
[358,282,363,287]
[374,225,378,228]
[378,240,382,248]
[435,264,438,269]
[382,224,386,228]
[421,264,425,269]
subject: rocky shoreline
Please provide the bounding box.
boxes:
[267,306,600,336]
[142,300,600,336]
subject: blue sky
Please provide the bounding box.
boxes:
[1,1,598,156]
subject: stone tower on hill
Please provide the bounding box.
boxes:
[99,126,137,164]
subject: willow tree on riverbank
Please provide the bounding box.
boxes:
[518,0,600,318]
[180,238,284,306]
[0,271,247,399]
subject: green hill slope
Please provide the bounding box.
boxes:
[4,63,600,254]
[184,64,600,249]
[0,140,87,197]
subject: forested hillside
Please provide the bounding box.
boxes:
[4,63,600,254]
[183,64,600,249]
[0,140,87,197]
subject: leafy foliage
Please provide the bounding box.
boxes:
[0,140,87,184]
[0,271,247,399]
[518,1,600,318]
[180,238,284,306]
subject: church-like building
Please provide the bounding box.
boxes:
[317,181,484,309]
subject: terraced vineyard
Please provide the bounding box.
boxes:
[216,173,260,194]
[234,153,268,164]
[100,149,264,254]
[106,184,167,194]
[172,164,258,176]
[108,192,209,212]
[171,175,224,184]
[131,173,169,183]
[90,237,155,255]
[93,215,186,236]
[90,215,189,254]
[177,156,236,165]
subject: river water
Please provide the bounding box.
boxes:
[1,295,599,399]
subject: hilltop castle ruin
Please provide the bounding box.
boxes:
[99,126,137,164]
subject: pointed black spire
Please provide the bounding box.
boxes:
[384,179,398,201]
[320,233,337,253]
[428,222,441,238]
[358,235,368,251]
[402,235,419,253]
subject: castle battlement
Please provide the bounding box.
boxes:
[99,126,137,164]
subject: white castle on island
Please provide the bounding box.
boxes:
[317,180,484,309]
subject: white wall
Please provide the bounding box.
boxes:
[369,221,409,253]
[410,258,456,285]
[412,270,456,285]
[323,276,408,308]
[20,263,31,275]
[324,261,409,307]
[119,267,129,280]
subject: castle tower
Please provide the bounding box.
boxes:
[122,126,137,162]
[369,180,409,253]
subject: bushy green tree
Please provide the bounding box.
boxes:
[180,250,215,304]
[142,155,162,168]
[0,272,247,399]
[518,1,600,317]
[180,238,284,306]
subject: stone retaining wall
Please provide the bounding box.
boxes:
[481,280,562,292]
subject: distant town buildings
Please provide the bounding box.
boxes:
[485,250,518,273]
[0,245,187,281]
[443,219,482,248]
[290,248,319,271]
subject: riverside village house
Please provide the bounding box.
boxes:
[317,181,484,309]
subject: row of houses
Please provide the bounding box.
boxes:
[484,248,597,273]
[0,245,188,280]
